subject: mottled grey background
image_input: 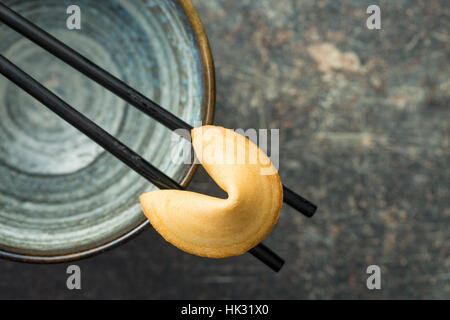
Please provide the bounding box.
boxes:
[0,0,449,299]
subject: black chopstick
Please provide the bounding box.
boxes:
[0,53,284,272]
[0,2,190,132]
[0,2,317,218]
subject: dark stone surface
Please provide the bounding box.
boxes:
[0,0,449,299]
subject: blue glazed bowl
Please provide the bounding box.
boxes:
[0,0,215,262]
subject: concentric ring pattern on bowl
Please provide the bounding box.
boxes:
[0,0,215,261]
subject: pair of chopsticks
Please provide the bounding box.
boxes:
[0,3,317,272]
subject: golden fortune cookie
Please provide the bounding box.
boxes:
[139,125,283,258]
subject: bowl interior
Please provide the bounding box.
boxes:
[0,0,208,258]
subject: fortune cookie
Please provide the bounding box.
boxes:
[140,125,283,258]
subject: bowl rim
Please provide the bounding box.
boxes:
[0,0,216,264]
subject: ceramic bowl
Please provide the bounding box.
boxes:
[0,0,215,262]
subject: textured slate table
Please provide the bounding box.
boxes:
[0,0,448,299]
